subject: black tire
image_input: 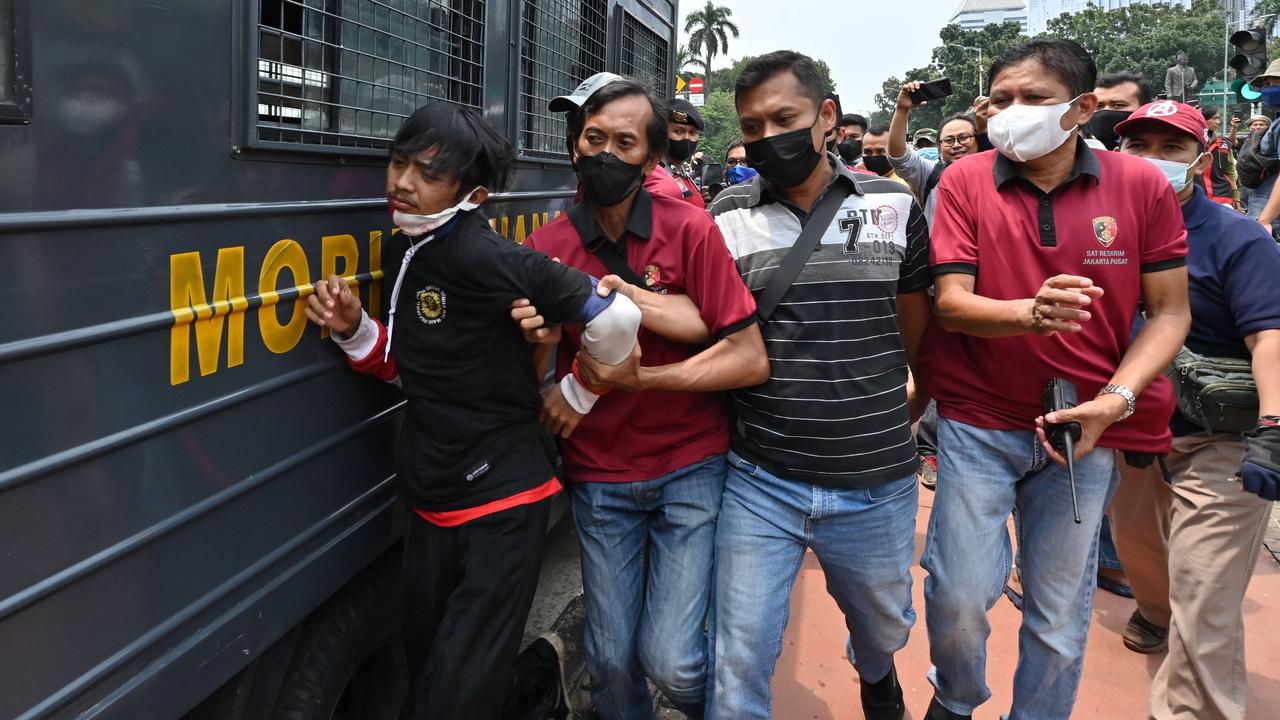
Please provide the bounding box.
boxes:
[272,551,407,720]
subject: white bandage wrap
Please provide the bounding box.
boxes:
[581,292,641,365]
[559,292,643,415]
[332,310,379,361]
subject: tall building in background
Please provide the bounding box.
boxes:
[949,0,1029,33]
[1223,0,1261,29]
[1029,0,1191,35]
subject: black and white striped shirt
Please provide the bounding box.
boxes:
[710,158,931,488]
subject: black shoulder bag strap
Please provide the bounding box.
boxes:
[588,240,650,291]
[755,185,851,323]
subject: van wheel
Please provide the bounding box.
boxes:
[273,552,407,720]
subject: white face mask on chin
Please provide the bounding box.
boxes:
[988,95,1083,163]
[392,185,485,237]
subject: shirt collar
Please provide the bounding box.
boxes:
[1182,185,1213,230]
[992,136,1101,190]
[745,152,863,208]
[568,186,654,251]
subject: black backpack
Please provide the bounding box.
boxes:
[1236,130,1279,189]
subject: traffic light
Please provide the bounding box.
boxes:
[1231,77,1263,103]
[1230,28,1268,81]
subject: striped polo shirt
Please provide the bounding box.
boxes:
[710,156,932,488]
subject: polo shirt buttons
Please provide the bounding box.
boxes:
[1042,224,1052,231]
[1041,199,1051,207]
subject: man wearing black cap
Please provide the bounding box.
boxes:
[666,98,707,209]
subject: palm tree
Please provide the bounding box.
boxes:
[1252,0,1280,36]
[673,44,699,75]
[684,1,739,93]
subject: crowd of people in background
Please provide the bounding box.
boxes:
[302,32,1280,720]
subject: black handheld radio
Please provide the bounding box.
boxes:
[1042,378,1083,524]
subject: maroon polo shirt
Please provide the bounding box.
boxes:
[527,188,757,483]
[923,140,1186,453]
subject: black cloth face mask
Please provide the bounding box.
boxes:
[668,138,698,163]
[862,155,892,176]
[577,151,644,206]
[837,139,862,163]
[1088,109,1131,151]
[744,115,824,189]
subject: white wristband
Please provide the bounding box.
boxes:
[559,374,600,415]
[332,311,378,361]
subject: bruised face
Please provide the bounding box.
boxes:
[386,147,466,215]
[576,93,660,175]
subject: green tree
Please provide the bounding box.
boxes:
[684,2,740,94]
[1043,0,1224,94]
[932,20,1028,114]
[1252,0,1280,35]
[696,89,739,163]
[706,54,837,102]
[871,68,939,130]
[674,44,700,75]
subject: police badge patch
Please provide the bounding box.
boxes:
[1092,216,1118,248]
[416,286,446,325]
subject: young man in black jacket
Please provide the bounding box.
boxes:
[304,101,641,720]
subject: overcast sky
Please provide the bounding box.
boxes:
[677,0,962,115]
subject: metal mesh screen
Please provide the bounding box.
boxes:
[621,12,668,99]
[256,0,486,150]
[518,0,607,160]
[0,1,11,102]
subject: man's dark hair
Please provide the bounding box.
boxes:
[735,50,827,109]
[391,101,514,193]
[866,123,890,136]
[939,111,977,133]
[840,113,869,132]
[725,138,744,159]
[1097,70,1156,105]
[566,77,668,159]
[989,38,1097,99]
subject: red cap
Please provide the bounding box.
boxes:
[1113,100,1210,147]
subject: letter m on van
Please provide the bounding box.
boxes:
[170,248,248,385]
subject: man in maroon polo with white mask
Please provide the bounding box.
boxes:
[918,39,1191,720]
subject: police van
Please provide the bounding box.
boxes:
[0,1,675,718]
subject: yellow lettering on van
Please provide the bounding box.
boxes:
[169,247,247,386]
[498,216,510,239]
[513,214,527,245]
[369,230,383,320]
[258,239,311,354]
[320,234,359,340]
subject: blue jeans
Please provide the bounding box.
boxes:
[922,417,1118,719]
[1246,174,1274,219]
[709,452,918,720]
[572,455,725,720]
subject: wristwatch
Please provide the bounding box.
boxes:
[1098,384,1136,421]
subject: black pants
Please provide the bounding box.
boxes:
[399,498,551,720]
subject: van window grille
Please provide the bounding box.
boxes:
[0,0,11,104]
[517,0,607,160]
[256,0,486,151]
[620,12,667,99]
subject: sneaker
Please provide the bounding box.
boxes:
[510,633,572,720]
[860,662,905,720]
[919,454,938,490]
[1122,610,1168,654]
[924,696,971,719]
